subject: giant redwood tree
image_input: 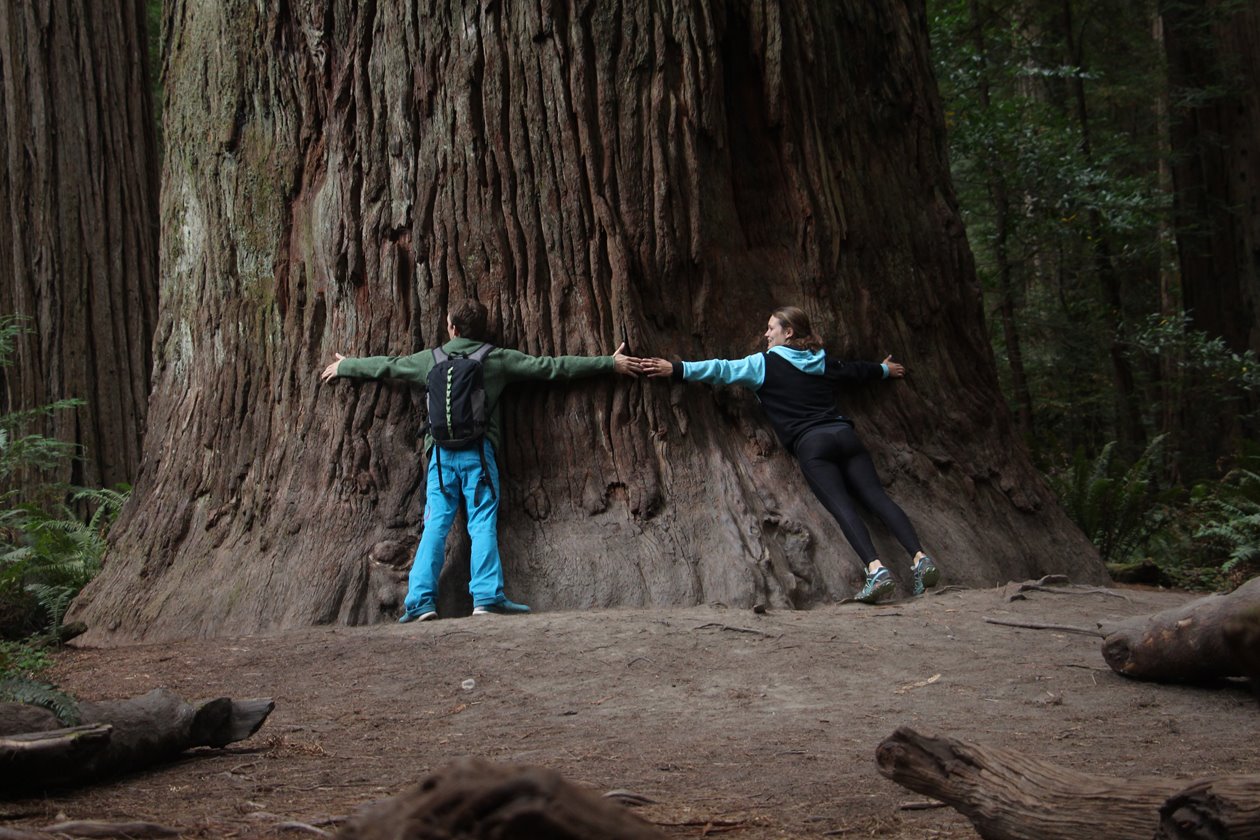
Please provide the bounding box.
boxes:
[70,0,1103,643]
[0,1,159,490]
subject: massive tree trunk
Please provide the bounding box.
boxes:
[1163,0,1260,461]
[69,0,1103,644]
[0,1,159,490]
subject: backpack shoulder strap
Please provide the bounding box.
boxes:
[469,343,494,363]
[432,347,449,364]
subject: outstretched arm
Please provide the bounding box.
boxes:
[319,351,432,385]
[643,354,766,389]
[498,343,645,381]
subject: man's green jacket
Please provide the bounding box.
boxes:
[336,337,615,455]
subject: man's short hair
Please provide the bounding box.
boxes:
[449,299,489,341]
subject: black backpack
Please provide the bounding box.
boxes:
[426,344,496,497]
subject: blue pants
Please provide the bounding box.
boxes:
[403,441,504,615]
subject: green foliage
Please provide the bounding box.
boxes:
[0,316,120,639]
[1127,312,1260,405]
[0,487,127,638]
[0,677,81,725]
[0,639,79,727]
[929,0,1173,462]
[1048,436,1170,564]
[0,320,83,497]
[1194,466,1260,583]
[0,638,51,678]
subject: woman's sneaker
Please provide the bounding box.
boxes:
[912,556,940,596]
[855,567,896,604]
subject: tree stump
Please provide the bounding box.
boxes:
[0,688,273,792]
[875,727,1260,840]
[1101,577,1260,684]
[336,757,664,840]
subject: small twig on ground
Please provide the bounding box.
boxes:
[603,789,658,806]
[692,623,779,639]
[652,818,747,834]
[899,799,949,811]
[42,821,180,838]
[1005,575,1129,602]
[982,616,1103,636]
[1010,584,1129,601]
[273,821,333,837]
[895,673,942,694]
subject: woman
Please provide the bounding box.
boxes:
[642,306,940,603]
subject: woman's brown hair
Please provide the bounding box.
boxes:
[771,306,825,352]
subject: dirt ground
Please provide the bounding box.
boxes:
[4,582,1258,838]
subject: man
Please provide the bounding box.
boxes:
[321,300,643,621]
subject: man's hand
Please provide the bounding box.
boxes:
[613,342,655,376]
[641,358,675,378]
[882,355,906,378]
[321,353,346,383]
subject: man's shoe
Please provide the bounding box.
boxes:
[912,556,941,596]
[472,598,531,616]
[854,567,895,604]
[398,608,438,624]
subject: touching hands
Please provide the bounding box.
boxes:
[882,355,906,378]
[612,345,675,378]
[641,358,675,378]
[321,353,346,383]
[613,342,652,376]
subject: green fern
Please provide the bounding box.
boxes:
[1048,435,1169,564]
[1196,468,1260,579]
[0,486,126,637]
[0,677,81,725]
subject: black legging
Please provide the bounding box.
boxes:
[794,423,923,565]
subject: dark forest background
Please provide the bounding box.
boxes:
[929,0,1260,589]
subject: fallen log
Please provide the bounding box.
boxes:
[0,687,273,793]
[336,756,665,839]
[876,727,1260,840]
[1101,576,1260,683]
[1157,776,1260,839]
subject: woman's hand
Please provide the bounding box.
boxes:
[882,355,906,378]
[642,358,675,378]
[321,353,346,382]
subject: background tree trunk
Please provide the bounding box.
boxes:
[70,0,1103,643]
[1163,0,1260,461]
[0,0,159,490]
